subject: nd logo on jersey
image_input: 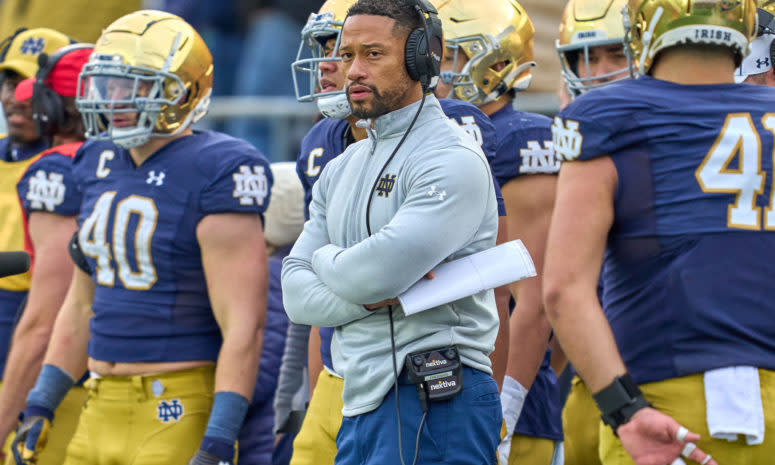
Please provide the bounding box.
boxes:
[552,117,583,161]
[157,399,184,423]
[27,170,66,211]
[233,165,269,206]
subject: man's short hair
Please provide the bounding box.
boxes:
[346,0,424,38]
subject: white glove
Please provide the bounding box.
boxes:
[497,375,528,465]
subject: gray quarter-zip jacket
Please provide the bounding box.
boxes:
[281,95,499,416]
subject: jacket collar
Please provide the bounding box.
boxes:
[361,94,444,140]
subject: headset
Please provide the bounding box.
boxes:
[404,0,443,92]
[31,43,92,142]
[365,0,443,237]
[361,2,443,465]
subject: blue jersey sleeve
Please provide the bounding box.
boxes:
[439,99,506,216]
[198,146,273,218]
[17,153,81,216]
[552,82,644,163]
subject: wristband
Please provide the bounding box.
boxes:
[200,391,249,460]
[500,375,528,434]
[592,373,651,435]
[26,364,75,419]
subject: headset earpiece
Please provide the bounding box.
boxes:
[31,43,92,141]
[404,0,443,91]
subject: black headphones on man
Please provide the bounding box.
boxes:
[31,43,92,140]
[404,0,443,92]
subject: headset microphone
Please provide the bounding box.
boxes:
[0,252,31,278]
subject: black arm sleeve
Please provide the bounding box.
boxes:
[68,232,91,274]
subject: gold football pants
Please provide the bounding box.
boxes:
[62,365,218,465]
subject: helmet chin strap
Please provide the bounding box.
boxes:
[317,92,351,119]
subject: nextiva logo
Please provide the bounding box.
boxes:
[430,380,457,391]
[425,359,448,369]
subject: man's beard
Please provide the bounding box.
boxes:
[347,80,412,119]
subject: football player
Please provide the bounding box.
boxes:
[0,43,93,465]
[433,1,563,464]
[546,1,773,464]
[239,162,304,465]
[285,1,509,463]
[554,1,632,464]
[556,0,632,98]
[0,27,73,461]
[12,10,272,465]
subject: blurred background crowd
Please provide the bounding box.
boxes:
[0,0,566,162]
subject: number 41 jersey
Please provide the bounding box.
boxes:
[553,76,775,384]
[72,131,272,364]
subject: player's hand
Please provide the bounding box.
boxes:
[363,272,434,310]
[364,298,400,310]
[11,412,52,465]
[187,449,232,465]
[617,408,717,465]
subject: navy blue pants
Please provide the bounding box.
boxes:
[335,367,502,465]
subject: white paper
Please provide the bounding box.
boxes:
[397,240,536,316]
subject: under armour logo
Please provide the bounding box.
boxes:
[233,165,269,206]
[552,117,583,161]
[758,57,770,69]
[376,174,397,198]
[27,170,65,212]
[146,170,165,186]
[427,185,447,201]
[520,140,559,174]
[157,399,184,423]
[20,37,45,55]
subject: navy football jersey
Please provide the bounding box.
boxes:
[73,131,272,363]
[515,351,563,441]
[295,99,505,372]
[489,105,558,188]
[489,106,562,440]
[18,143,83,219]
[553,76,775,384]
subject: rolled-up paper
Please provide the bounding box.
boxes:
[398,240,536,316]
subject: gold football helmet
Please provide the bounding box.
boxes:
[760,0,775,15]
[291,0,354,118]
[557,0,632,97]
[757,1,775,36]
[433,0,536,105]
[625,0,757,75]
[76,10,213,148]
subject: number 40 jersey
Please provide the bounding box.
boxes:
[552,76,775,385]
[72,131,272,364]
